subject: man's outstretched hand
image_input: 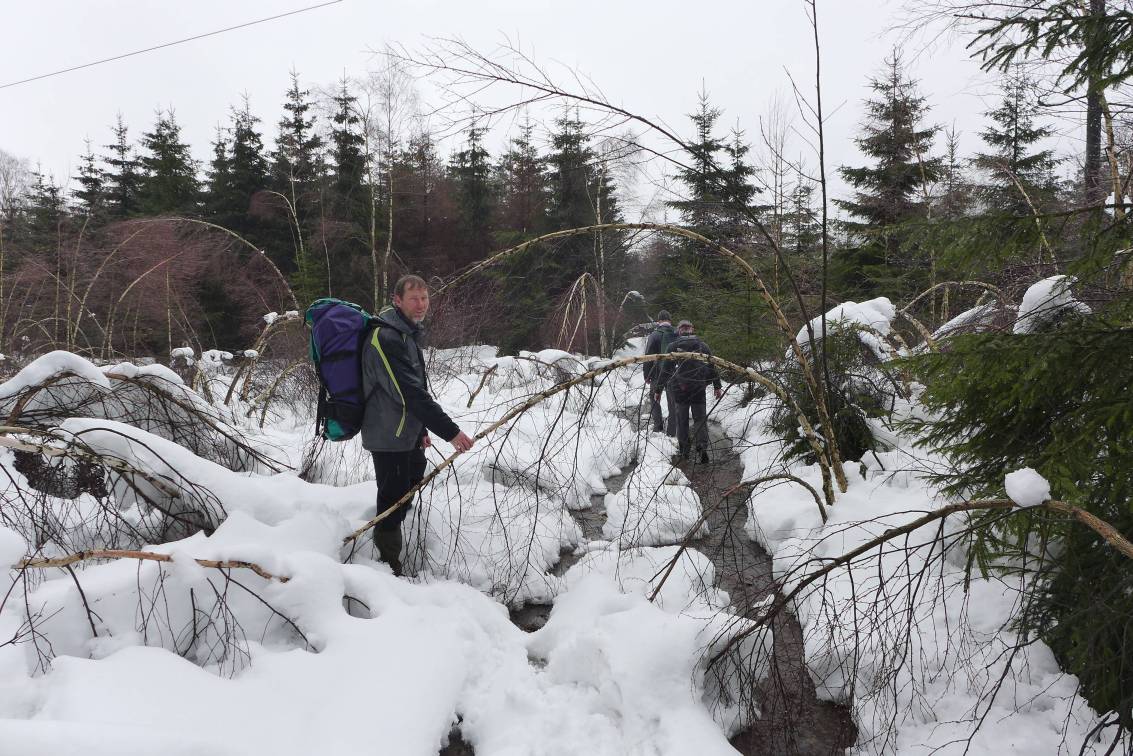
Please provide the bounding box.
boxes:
[450,431,475,452]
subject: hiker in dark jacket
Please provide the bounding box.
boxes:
[642,310,677,436]
[654,320,722,463]
[362,274,474,574]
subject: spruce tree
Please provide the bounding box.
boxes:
[668,91,728,233]
[206,98,269,236]
[205,125,232,220]
[270,70,325,206]
[492,119,550,351]
[546,110,598,290]
[723,126,758,228]
[661,91,768,360]
[784,181,821,258]
[329,77,366,220]
[449,122,495,268]
[102,115,142,220]
[547,110,597,237]
[910,298,1133,732]
[936,125,971,221]
[402,131,443,258]
[496,119,548,240]
[23,168,65,245]
[269,71,325,295]
[138,109,200,215]
[836,51,942,297]
[973,70,1061,218]
[72,139,104,220]
[228,97,269,210]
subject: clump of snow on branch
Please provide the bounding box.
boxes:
[796,296,897,359]
[1013,275,1091,334]
[1005,467,1051,508]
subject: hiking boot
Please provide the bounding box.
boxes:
[698,450,710,465]
[374,528,404,577]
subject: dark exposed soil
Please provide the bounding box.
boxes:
[438,722,475,756]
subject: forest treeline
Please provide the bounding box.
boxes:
[3,38,1128,361]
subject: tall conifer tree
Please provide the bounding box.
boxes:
[228,97,269,210]
[138,109,200,215]
[72,139,104,220]
[836,51,942,296]
[271,71,325,205]
[450,122,495,268]
[973,70,1061,217]
[330,77,366,220]
[497,119,549,240]
[102,115,141,220]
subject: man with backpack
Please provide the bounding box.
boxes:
[362,274,474,575]
[654,320,722,464]
[643,310,677,436]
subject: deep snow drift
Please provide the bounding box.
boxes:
[0,333,1112,755]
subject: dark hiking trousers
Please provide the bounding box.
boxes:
[372,448,427,532]
[649,385,676,436]
[674,392,709,458]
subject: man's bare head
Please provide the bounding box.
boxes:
[393,275,429,323]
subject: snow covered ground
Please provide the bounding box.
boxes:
[0,331,1113,754]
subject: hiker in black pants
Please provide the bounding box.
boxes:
[362,274,474,575]
[642,310,677,435]
[654,320,722,464]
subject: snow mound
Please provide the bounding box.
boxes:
[103,362,184,386]
[603,433,706,546]
[0,526,26,568]
[0,350,110,401]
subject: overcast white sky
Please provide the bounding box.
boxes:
[0,0,1079,211]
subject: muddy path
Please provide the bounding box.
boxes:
[685,424,856,756]
[508,405,856,755]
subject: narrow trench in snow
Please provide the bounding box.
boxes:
[505,406,857,755]
[687,423,857,756]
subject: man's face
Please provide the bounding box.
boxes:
[678,325,693,336]
[394,285,430,323]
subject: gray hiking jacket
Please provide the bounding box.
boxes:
[361,306,460,452]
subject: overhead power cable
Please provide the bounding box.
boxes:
[0,0,344,91]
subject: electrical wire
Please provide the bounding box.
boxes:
[0,0,344,91]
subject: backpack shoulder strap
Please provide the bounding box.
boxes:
[370,325,408,437]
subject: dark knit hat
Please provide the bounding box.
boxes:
[656,310,672,323]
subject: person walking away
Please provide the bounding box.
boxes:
[654,320,722,463]
[362,274,474,574]
[642,310,677,436]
